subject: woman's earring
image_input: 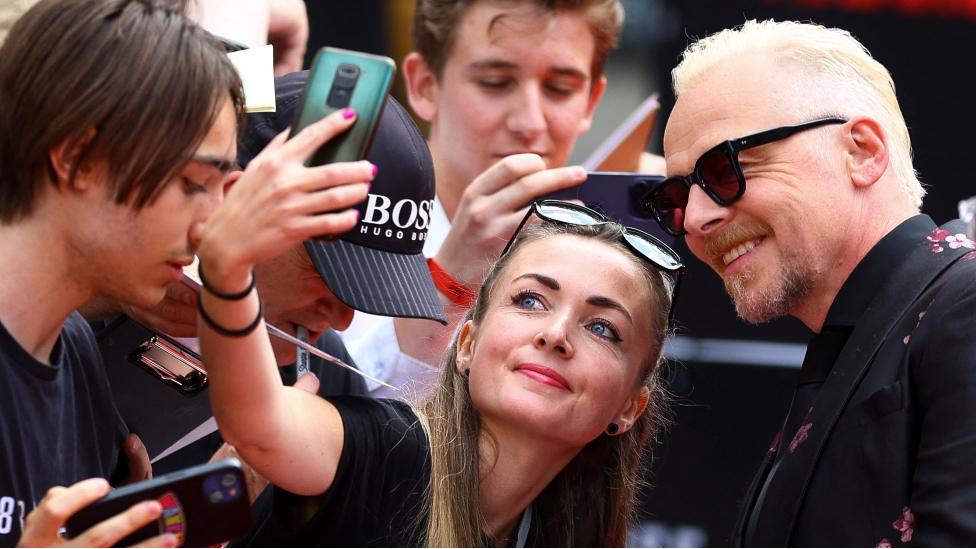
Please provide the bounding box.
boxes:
[606,422,619,435]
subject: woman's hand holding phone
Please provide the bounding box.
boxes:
[18,478,175,548]
[198,108,376,294]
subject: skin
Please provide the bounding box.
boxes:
[254,245,353,365]
[406,2,604,217]
[663,53,916,331]
[457,234,652,542]
[200,230,653,547]
[397,1,609,365]
[188,0,308,75]
[1,99,237,547]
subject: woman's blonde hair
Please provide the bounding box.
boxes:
[416,221,673,546]
[672,19,924,208]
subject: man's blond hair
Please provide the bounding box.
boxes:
[672,19,924,208]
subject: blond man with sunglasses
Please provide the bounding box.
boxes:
[656,19,976,546]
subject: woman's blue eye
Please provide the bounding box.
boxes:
[512,291,544,310]
[588,320,621,342]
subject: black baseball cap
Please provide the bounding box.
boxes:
[239,71,446,324]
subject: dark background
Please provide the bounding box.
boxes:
[303,1,975,545]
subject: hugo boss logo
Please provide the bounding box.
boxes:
[360,194,433,241]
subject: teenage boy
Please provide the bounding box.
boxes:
[344,0,646,397]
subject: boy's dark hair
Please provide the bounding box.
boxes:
[412,0,623,81]
[0,0,245,222]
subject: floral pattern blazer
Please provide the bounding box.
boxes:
[733,218,976,547]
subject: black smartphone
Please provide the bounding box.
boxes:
[65,459,251,547]
[536,171,670,241]
[290,46,396,167]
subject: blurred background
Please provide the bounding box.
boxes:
[305,1,976,546]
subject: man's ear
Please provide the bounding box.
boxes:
[846,117,889,189]
[455,320,476,373]
[611,386,650,436]
[403,52,439,123]
[575,75,607,136]
[49,128,97,190]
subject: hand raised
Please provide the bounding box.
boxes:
[436,153,586,287]
[198,108,376,292]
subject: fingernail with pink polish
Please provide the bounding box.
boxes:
[371,163,378,177]
[342,108,356,119]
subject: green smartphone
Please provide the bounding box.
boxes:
[290,47,396,167]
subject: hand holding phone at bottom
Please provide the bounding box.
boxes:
[17,478,175,548]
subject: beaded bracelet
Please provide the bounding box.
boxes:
[198,263,255,301]
[198,297,264,338]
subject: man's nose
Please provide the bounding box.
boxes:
[319,298,354,332]
[684,184,732,237]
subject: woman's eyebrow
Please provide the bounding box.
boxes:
[586,296,634,326]
[513,272,559,290]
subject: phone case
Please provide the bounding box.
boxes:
[537,172,671,242]
[96,317,213,461]
[65,459,251,547]
[290,46,396,166]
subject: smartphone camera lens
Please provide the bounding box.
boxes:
[210,490,224,503]
[326,63,361,109]
[221,473,237,487]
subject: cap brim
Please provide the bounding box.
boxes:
[305,240,447,324]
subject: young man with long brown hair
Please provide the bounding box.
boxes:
[0,0,372,545]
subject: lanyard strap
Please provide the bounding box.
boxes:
[515,504,532,548]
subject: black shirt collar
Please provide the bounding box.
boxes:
[823,214,935,328]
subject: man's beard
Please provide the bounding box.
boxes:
[724,259,817,324]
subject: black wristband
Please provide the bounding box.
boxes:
[198,263,255,300]
[198,297,264,338]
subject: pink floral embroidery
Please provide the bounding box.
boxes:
[789,422,813,453]
[892,506,915,543]
[964,251,976,261]
[904,310,926,345]
[877,538,892,548]
[927,228,975,253]
[947,233,976,249]
[927,228,950,253]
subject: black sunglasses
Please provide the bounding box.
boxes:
[504,200,684,327]
[641,116,848,236]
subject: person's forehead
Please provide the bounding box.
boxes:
[191,98,239,171]
[449,2,595,69]
[507,235,645,296]
[663,55,810,173]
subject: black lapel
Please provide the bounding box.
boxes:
[749,220,971,545]
[731,435,779,546]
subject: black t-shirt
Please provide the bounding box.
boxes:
[239,397,430,547]
[0,312,127,546]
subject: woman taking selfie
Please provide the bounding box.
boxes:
[197,134,683,546]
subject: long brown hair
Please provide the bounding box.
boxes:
[0,0,244,223]
[418,221,673,546]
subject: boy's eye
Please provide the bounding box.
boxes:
[182,177,207,194]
